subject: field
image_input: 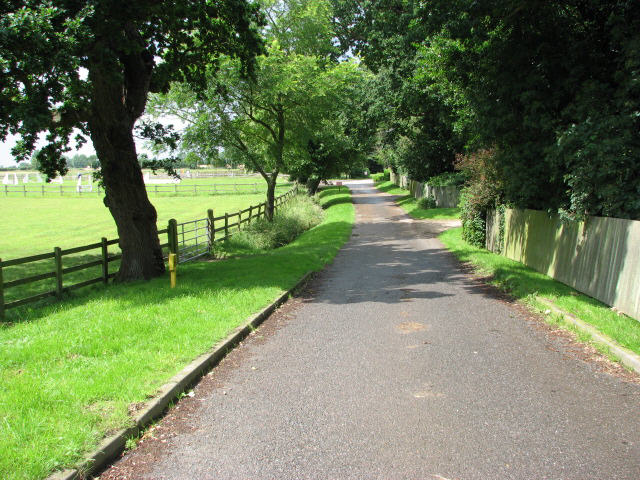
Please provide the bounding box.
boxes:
[0,186,354,480]
[0,169,285,198]
[0,177,292,314]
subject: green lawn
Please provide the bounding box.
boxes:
[0,186,354,480]
[0,184,292,310]
[439,227,640,357]
[374,180,460,220]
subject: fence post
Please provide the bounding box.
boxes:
[168,219,178,262]
[101,237,109,284]
[60,185,63,196]
[0,259,4,320]
[23,185,26,197]
[248,205,253,224]
[155,185,158,195]
[238,209,242,230]
[54,247,63,298]
[207,209,214,250]
[4,185,7,196]
[224,212,229,239]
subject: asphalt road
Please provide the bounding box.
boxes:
[100,180,640,480]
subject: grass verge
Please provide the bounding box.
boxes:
[0,186,354,480]
[373,180,460,220]
[439,227,640,358]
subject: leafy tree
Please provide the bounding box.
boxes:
[414,0,640,219]
[330,0,463,181]
[0,1,263,280]
[153,0,368,215]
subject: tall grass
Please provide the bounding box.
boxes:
[224,194,324,252]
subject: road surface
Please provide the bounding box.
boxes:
[100,180,640,480]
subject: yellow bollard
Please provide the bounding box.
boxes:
[168,253,177,288]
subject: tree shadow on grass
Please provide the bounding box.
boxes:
[0,219,353,326]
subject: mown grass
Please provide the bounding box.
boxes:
[0,183,292,310]
[374,180,460,220]
[0,186,354,480]
[439,227,640,356]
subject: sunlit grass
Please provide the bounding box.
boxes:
[0,187,354,480]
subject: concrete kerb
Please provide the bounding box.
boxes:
[47,271,315,480]
[539,298,640,374]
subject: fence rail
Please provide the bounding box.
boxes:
[1,182,293,197]
[0,185,299,319]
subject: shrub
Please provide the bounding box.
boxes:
[456,149,503,248]
[418,195,437,209]
[228,194,324,251]
[371,168,390,183]
[426,171,467,187]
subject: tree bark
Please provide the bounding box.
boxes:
[265,177,277,220]
[90,123,165,281]
[306,177,321,195]
[87,35,165,282]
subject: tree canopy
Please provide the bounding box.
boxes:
[0,0,264,279]
[332,0,640,221]
[151,0,371,213]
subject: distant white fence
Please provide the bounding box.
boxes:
[1,182,292,197]
[487,208,640,321]
[389,172,461,208]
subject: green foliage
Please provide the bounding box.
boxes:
[426,171,467,187]
[459,189,486,248]
[226,194,324,250]
[331,1,462,182]
[417,196,436,209]
[456,149,502,247]
[370,169,390,183]
[413,0,640,219]
[333,0,640,220]
[0,0,264,172]
[151,1,370,207]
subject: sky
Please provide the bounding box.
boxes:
[0,132,97,167]
[0,120,178,167]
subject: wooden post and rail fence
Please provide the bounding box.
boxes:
[0,185,299,319]
[1,182,294,197]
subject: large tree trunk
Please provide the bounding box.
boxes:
[306,177,321,195]
[265,177,277,221]
[88,39,165,282]
[90,122,165,281]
